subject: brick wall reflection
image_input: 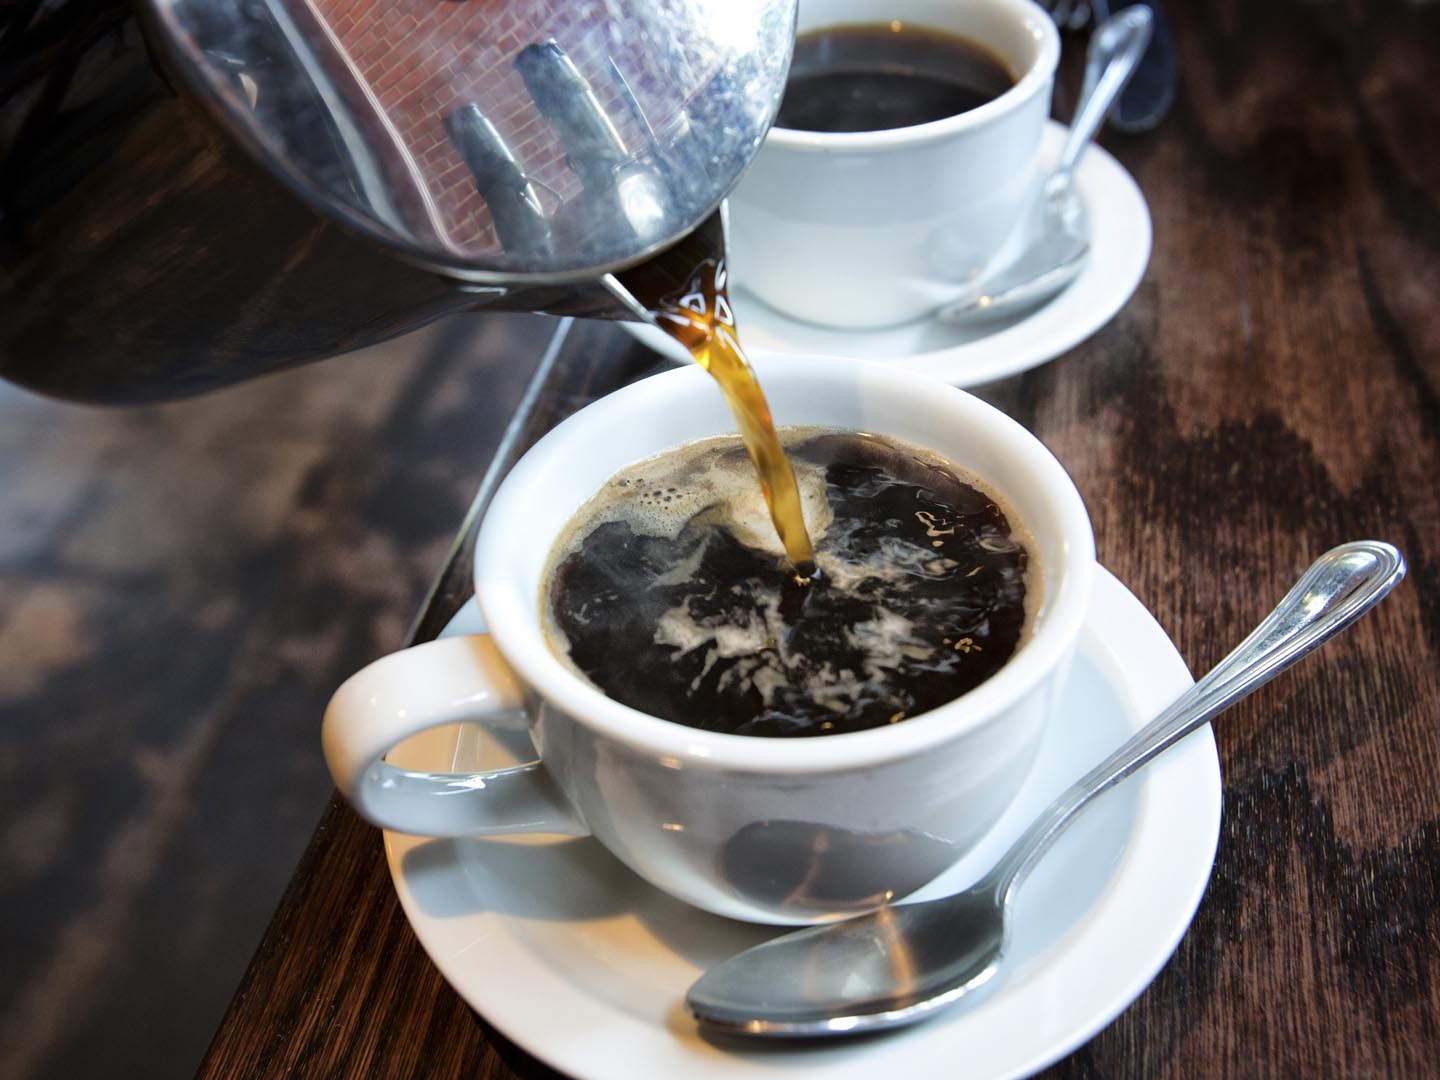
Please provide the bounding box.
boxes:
[309,0,681,254]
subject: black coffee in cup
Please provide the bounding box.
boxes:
[542,430,1033,737]
[775,22,1018,133]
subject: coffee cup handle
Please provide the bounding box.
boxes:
[321,635,587,837]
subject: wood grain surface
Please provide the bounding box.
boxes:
[0,313,558,1080]
[197,0,1440,1075]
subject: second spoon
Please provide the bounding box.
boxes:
[938,6,1153,323]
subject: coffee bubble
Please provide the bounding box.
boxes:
[551,437,833,557]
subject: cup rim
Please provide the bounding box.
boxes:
[765,0,1061,154]
[474,356,1094,774]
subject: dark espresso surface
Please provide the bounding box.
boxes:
[545,431,1028,737]
[776,22,1015,132]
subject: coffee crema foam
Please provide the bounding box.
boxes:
[542,428,1036,738]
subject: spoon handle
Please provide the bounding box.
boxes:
[989,541,1406,902]
[1054,6,1153,184]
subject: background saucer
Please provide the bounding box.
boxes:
[384,568,1220,1080]
[623,121,1151,387]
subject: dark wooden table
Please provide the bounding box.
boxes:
[196,1,1440,1075]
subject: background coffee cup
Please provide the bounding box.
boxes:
[322,356,1094,924]
[728,0,1061,330]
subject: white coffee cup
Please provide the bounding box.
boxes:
[728,0,1060,330]
[323,356,1094,924]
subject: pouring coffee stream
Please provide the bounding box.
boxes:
[616,213,818,577]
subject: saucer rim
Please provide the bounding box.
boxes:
[383,567,1221,1080]
[621,120,1152,387]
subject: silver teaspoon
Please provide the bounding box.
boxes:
[688,540,1405,1038]
[937,6,1153,324]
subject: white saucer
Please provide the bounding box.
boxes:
[622,121,1152,387]
[385,567,1220,1080]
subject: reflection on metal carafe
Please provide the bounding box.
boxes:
[0,0,795,402]
[442,104,553,261]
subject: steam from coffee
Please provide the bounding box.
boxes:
[543,430,1032,737]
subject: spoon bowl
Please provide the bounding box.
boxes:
[687,541,1405,1037]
